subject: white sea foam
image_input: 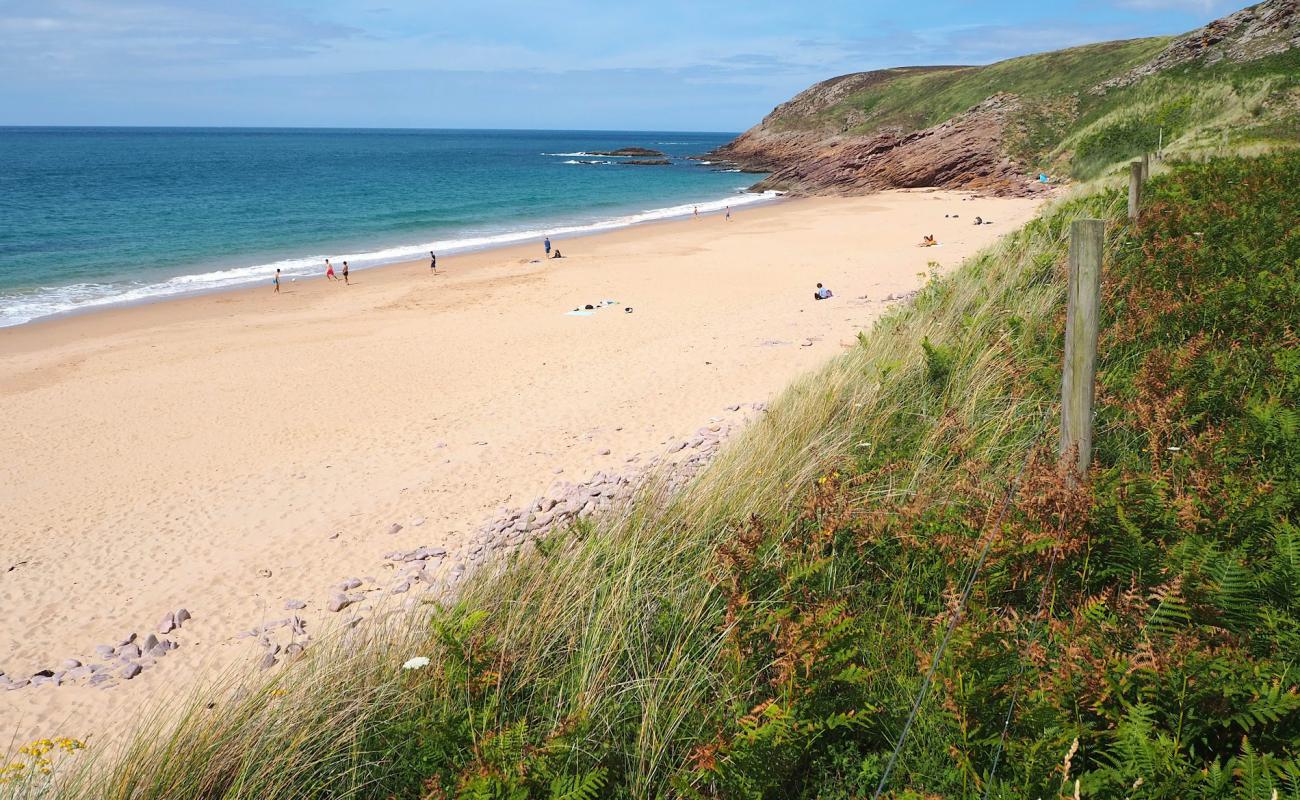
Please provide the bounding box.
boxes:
[0,189,780,328]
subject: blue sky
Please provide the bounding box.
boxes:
[0,0,1242,131]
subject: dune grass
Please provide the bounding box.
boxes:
[6,152,1299,799]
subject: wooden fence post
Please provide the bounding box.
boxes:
[1060,219,1105,482]
[1142,152,1150,182]
[1128,161,1143,221]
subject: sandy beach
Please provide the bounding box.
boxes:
[0,190,1044,750]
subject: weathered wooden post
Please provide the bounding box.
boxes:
[1128,161,1143,221]
[1141,152,1150,182]
[1060,219,1104,482]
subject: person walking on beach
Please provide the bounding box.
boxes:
[544,237,552,257]
[342,261,350,284]
[694,206,699,218]
[325,259,337,281]
[430,251,437,274]
[725,206,731,221]
[273,268,281,294]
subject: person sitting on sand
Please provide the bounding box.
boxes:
[973,216,983,226]
[326,259,337,281]
[552,249,563,259]
[814,283,833,300]
[920,234,937,247]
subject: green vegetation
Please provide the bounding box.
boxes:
[9,153,1298,798]
[765,25,1300,182]
[786,38,1170,137]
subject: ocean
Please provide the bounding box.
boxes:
[0,127,770,327]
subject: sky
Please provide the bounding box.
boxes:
[0,0,1245,131]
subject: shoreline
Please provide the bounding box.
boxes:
[0,188,1048,750]
[0,187,779,331]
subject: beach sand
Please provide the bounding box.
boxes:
[0,190,1044,750]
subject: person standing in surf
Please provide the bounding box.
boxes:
[544,237,552,257]
[430,251,437,274]
[273,268,281,294]
[342,261,350,284]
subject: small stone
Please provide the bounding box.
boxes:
[259,653,277,671]
[327,593,352,613]
[158,611,176,634]
[5,679,30,691]
[120,663,142,680]
[598,448,611,456]
[30,676,52,687]
[388,523,403,535]
[148,645,169,658]
[285,599,307,610]
[339,578,362,591]
[61,658,82,669]
[118,632,137,646]
[142,634,159,652]
[411,517,425,527]
[175,608,192,626]
[119,643,141,659]
[65,666,91,681]
[391,582,410,594]
[285,643,304,656]
[258,568,273,578]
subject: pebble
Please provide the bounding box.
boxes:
[176,608,192,626]
[158,611,176,634]
[61,658,82,670]
[285,599,307,610]
[120,664,142,680]
[389,523,403,535]
[259,653,277,671]
[327,593,352,613]
[118,633,137,647]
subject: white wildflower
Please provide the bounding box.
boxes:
[402,656,430,670]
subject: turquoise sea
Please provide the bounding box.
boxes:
[0,128,769,327]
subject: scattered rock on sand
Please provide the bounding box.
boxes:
[176,608,192,626]
[158,611,176,634]
[327,593,352,613]
[285,599,307,610]
[120,664,142,680]
[389,523,403,535]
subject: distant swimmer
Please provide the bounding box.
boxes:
[273,268,281,294]
[544,237,552,256]
[342,261,350,284]
[326,259,337,281]
[814,283,833,300]
[430,251,437,273]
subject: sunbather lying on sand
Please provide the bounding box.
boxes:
[920,234,937,247]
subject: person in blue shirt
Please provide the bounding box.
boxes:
[544,237,552,256]
[814,283,833,300]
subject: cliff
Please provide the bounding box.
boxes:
[712,0,1299,195]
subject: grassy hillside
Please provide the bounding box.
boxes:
[777,38,1170,137]
[6,154,1299,798]
[731,1,1300,187]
